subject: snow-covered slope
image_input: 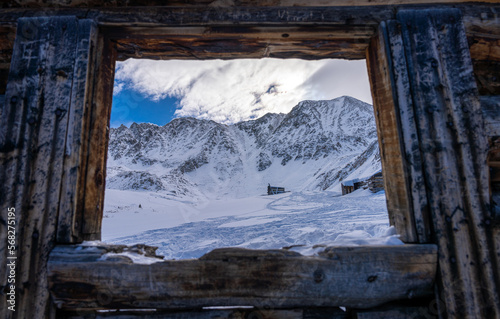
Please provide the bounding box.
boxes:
[106,96,381,200]
[103,190,398,260]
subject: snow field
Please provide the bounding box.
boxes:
[102,188,400,260]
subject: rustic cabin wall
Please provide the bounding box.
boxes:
[368,8,500,319]
[0,16,98,319]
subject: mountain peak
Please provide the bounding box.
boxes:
[107,96,380,198]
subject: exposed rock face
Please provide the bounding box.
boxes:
[107,96,381,198]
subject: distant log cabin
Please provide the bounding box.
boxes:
[341,171,384,195]
[268,184,285,195]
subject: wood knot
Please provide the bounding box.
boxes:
[96,289,113,306]
[95,171,104,186]
[313,269,325,283]
[57,70,68,78]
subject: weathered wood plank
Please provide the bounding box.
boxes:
[48,245,438,311]
[366,21,430,243]
[77,30,115,240]
[397,8,500,318]
[0,16,92,319]
[112,25,374,61]
[469,37,500,62]
[72,4,500,62]
[56,19,98,243]
[58,307,348,319]
[0,4,498,62]
[481,95,500,137]
[353,307,432,319]
[487,137,500,224]
[1,0,499,8]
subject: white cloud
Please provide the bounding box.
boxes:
[114,58,372,124]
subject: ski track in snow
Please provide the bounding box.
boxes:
[103,189,396,260]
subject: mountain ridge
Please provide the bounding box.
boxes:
[106,96,381,199]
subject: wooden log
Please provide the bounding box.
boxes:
[56,19,98,243]
[0,16,96,319]
[1,0,499,8]
[394,8,500,318]
[57,307,348,319]
[47,245,438,311]
[0,4,497,63]
[111,25,374,61]
[366,21,430,243]
[353,307,432,319]
[78,30,116,241]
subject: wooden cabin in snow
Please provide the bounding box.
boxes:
[341,171,384,195]
[0,1,499,318]
[268,184,286,195]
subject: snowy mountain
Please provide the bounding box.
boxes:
[106,96,381,200]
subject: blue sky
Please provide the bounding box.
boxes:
[111,58,372,128]
[111,89,180,128]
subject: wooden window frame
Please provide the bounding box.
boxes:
[0,3,499,319]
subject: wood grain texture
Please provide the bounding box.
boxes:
[1,0,499,8]
[48,245,438,311]
[481,95,500,137]
[366,22,431,244]
[77,30,115,241]
[111,25,374,61]
[353,307,432,319]
[56,19,97,243]
[0,4,499,62]
[58,308,348,319]
[366,21,430,243]
[0,16,94,319]
[397,8,500,318]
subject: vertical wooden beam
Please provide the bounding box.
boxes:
[366,21,431,244]
[0,16,97,318]
[78,29,116,241]
[369,8,500,318]
[56,20,97,243]
[398,9,500,318]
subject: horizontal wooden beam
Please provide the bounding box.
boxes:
[48,244,438,311]
[111,25,375,60]
[1,0,498,8]
[0,4,497,62]
[59,307,349,319]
